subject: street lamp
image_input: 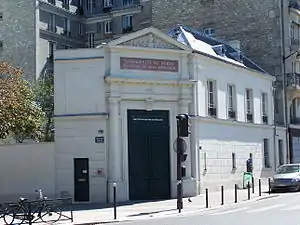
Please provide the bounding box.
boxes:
[282,49,300,163]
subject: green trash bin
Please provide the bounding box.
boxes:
[243,172,253,189]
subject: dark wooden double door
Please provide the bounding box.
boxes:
[128,110,171,200]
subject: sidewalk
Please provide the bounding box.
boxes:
[71,184,275,225]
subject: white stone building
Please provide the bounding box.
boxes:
[54,27,287,203]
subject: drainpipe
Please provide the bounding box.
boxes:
[273,81,277,171]
[280,0,290,163]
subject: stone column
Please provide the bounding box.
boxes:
[179,100,192,179]
[107,97,123,201]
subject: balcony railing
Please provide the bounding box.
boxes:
[287,72,300,88]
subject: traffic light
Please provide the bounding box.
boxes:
[180,154,187,177]
[176,114,191,137]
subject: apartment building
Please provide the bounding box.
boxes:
[151,0,300,164]
[0,0,151,81]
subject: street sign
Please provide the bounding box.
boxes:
[173,137,187,153]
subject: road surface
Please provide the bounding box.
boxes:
[112,192,300,225]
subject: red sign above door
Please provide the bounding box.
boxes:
[120,57,179,72]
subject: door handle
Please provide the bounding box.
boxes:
[78,178,86,182]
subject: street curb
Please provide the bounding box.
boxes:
[73,194,279,225]
[255,194,280,201]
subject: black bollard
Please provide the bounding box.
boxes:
[247,181,250,200]
[113,183,117,220]
[258,179,261,196]
[221,186,224,205]
[28,201,32,225]
[234,184,237,203]
[252,176,255,194]
[205,188,209,208]
[268,177,271,195]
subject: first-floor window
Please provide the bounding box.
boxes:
[104,21,112,34]
[263,138,271,168]
[88,33,95,48]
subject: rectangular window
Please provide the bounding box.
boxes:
[278,139,284,165]
[246,88,253,123]
[263,138,271,168]
[48,14,56,32]
[0,41,3,51]
[0,12,3,21]
[78,23,83,35]
[104,21,112,34]
[227,84,236,119]
[63,18,70,35]
[123,0,133,6]
[122,15,132,29]
[104,0,113,7]
[62,0,70,9]
[207,80,217,117]
[232,153,236,169]
[88,33,95,48]
[97,22,101,33]
[87,0,96,15]
[261,92,268,124]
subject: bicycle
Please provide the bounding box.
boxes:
[3,190,62,224]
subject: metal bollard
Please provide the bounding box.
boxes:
[247,181,250,200]
[268,177,271,195]
[258,179,261,196]
[221,186,224,205]
[252,176,255,194]
[28,201,32,225]
[113,183,117,220]
[205,188,209,208]
[234,184,238,203]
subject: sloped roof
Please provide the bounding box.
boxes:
[167,25,267,73]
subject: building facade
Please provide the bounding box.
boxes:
[0,0,150,81]
[151,0,300,164]
[53,27,286,203]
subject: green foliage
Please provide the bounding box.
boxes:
[34,74,54,142]
[0,62,45,142]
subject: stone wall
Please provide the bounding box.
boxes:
[151,0,283,76]
[0,0,36,81]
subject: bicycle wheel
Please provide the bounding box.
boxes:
[3,206,27,225]
[40,205,62,223]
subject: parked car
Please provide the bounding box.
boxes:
[270,164,300,192]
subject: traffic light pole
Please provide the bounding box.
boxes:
[175,114,190,213]
[176,136,183,213]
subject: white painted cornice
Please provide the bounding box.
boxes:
[105,76,196,87]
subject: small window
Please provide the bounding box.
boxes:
[78,23,83,35]
[278,139,284,165]
[207,80,217,117]
[232,153,236,169]
[122,15,132,29]
[227,84,236,119]
[261,92,268,124]
[103,0,113,7]
[104,21,112,34]
[88,33,95,48]
[0,12,3,21]
[263,138,271,168]
[0,41,3,50]
[245,88,253,123]
[97,22,101,33]
[203,28,215,36]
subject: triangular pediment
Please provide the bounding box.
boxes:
[107,27,191,51]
